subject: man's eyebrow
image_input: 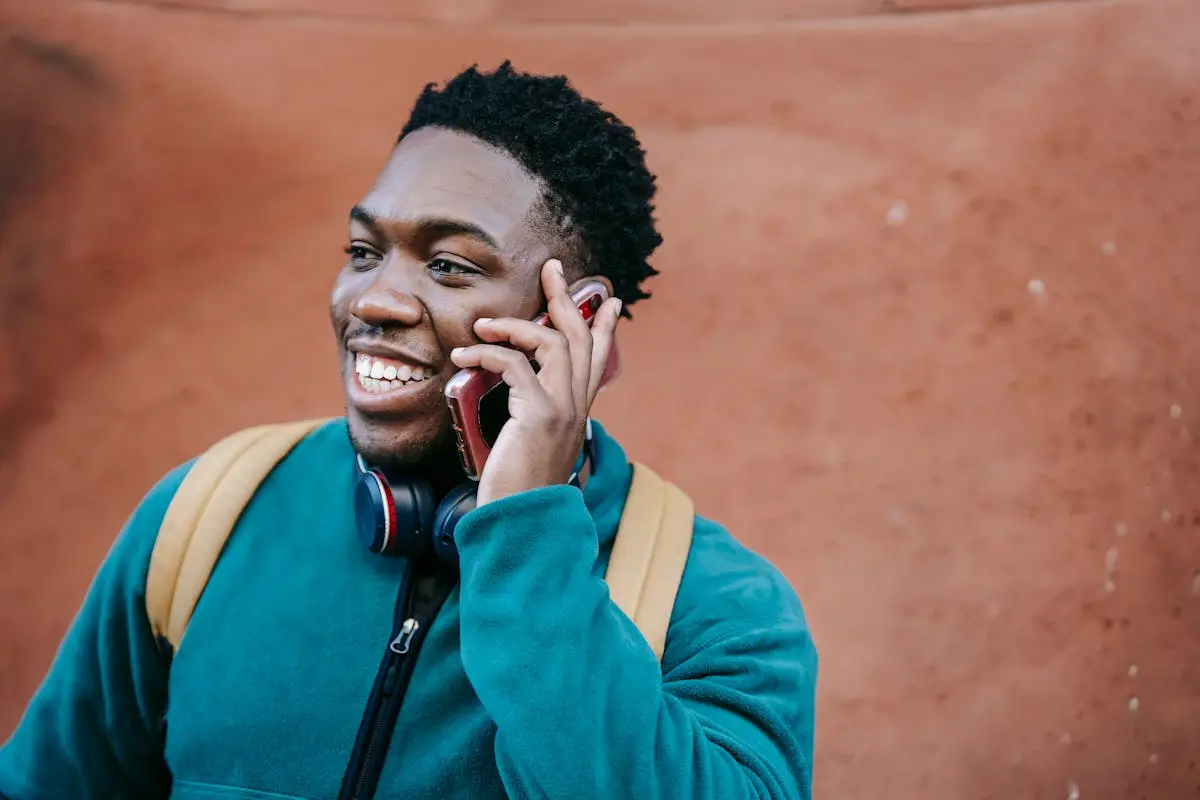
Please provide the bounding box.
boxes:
[349,205,500,250]
[349,205,379,230]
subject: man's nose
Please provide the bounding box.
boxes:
[350,260,425,328]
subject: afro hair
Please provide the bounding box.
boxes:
[398,61,662,317]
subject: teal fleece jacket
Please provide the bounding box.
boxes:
[0,418,818,799]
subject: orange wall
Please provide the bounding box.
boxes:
[2,1,1199,797]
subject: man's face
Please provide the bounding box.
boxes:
[330,126,559,470]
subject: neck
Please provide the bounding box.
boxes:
[425,450,472,500]
[362,445,468,501]
[361,427,594,499]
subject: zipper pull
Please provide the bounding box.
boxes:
[389,618,419,654]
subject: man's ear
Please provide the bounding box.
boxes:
[566,273,614,298]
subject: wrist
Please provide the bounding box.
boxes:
[477,461,578,507]
[458,483,589,548]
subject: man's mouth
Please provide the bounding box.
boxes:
[352,352,435,395]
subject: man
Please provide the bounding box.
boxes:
[0,62,818,799]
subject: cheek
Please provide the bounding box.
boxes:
[329,270,360,326]
[426,296,487,351]
[426,286,543,352]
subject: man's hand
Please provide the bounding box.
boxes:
[450,259,622,506]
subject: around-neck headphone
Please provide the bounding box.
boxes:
[352,420,594,568]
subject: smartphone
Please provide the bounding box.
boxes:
[444,280,622,480]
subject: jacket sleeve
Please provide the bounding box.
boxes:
[0,461,194,800]
[453,485,818,800]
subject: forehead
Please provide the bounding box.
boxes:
[357,126,544,245]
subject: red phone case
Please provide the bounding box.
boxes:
[444,280,620,480]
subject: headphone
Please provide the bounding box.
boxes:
[352,420,594,568]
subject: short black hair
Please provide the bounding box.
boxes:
[398,61,662,317]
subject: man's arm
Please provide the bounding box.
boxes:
[0,461,194,800]
[454,485,818,800]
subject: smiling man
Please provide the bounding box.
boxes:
[0,62,818,799]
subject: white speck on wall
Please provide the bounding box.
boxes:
[885,199,908,226]
[1191,573,1200,595]
[1104,577,1116,594]
[1027,278,1046,297]
[1067,781,1080,800]
[1161,509,1172,523]
[1129,697,1140,712]
[1170,404,1183,419]
[1115,522,1128,538]
[1128,665,1138,678]
[1104,547,1118,572]
[1149,753,1158,765]
[1101,241,1116,256]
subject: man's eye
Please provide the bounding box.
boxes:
[429,257,477,276]
[344,245,380,269]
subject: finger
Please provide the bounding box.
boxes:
[473,317,573,397]
[473,316,566,358]
[451,344,546,400]
[586,298,622,405]
[541,260,593,403]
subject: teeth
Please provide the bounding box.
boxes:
[353,353,432,392]
[359,376,416,394]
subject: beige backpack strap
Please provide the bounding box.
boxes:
[145,418,331,654]
[605,462,696,661]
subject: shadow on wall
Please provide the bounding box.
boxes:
[0,31,115,465]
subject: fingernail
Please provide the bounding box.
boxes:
[475,317,492,326]
[451,347,465,358]
[549,259,564,276]
[613,299,623,316]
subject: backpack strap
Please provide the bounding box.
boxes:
[145,418,332,654]
[604,462,695,660]
[145,422,695,662]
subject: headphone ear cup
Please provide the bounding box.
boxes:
[354,469,438,558]
[353,469,396,555]
[353,459,475,564]
[431,483,478,567]
[387,476,437,559]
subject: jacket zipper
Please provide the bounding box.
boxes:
[338,560,455,800]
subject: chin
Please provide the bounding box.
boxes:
[345,406,456,474]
